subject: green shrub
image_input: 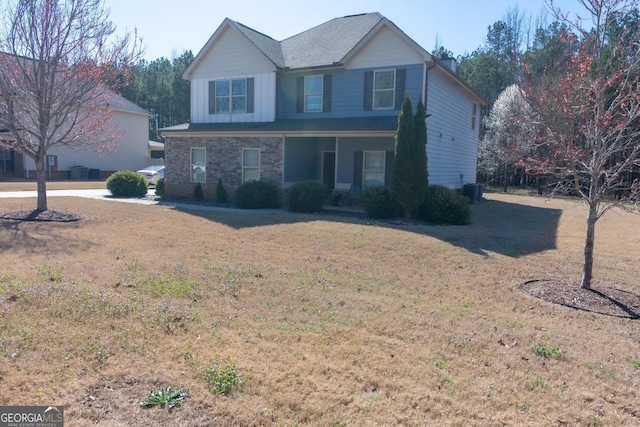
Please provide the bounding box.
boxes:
[234,180,280,209]
[215,179,229,204]
[359,185,396,219]
[193,182,204,201]
[287,181,329,213]
[106,170,148,198]
[155,178,165,197]
[419,185,471,225]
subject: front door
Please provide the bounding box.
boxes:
[322,151,336,190]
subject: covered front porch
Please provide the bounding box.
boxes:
[282,135,396,193]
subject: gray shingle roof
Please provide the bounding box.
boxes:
[280,13,383,69]
[226,13,383,70]
[232,21,285,68]
[162,116,399,133]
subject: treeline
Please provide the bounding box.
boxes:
[120,51,194,141]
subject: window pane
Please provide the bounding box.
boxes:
[192,166,206,183]
[216,80,229,96]
[375,71,394,89]
[243,149,259,167]
[364,152,384,170]
[243,168,260,183]
[305,95,322,112]
[191,148,205,165]
[232,96,246,112]
[232,79,246,96]
[217,98,229,113]
[374,90,394,109]
[305,76,322,94]
[364,171,384,187]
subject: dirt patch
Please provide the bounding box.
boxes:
[523,279,640,319]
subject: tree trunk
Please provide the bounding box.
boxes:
[580,203,598,290]
[35,155,48,211]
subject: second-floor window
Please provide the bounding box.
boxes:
[208,78,254,115]
[373,70,395,110]
[304,75,323,112]
[216,79,246,113]
[471,103,477,130]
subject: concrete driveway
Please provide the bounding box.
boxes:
[0,188,160,205]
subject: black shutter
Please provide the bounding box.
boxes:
[395,69,406,110]
[363,71,373,111]
[246,78,254,113]
[354,151,363,185]
[385,151,394,186]
[323,74,332,112]
[296,76,304,113]
[208,81,216,114]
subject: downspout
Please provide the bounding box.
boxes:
[423,59,437,112]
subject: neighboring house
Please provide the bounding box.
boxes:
[0,94,152,180]
[160,12,485,199]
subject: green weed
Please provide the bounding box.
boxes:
[204,359,248,396]
[140,386,189,409]
[531,342,563,359]
[630,359,640,369]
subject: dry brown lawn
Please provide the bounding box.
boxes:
[0,187,639,426]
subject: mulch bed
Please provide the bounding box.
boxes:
[522,279,640,319]
[0,210,83,222]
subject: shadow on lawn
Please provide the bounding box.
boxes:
[169,197,562,258]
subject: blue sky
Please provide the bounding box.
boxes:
[104,0,582,61]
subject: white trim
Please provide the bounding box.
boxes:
[190,147,206,183]
[373,69,396,110]
[363,150,386,187]
[304,75,323,113]
[241,147,260,183]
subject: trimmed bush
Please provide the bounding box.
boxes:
[359,185,396,219]
[419,185,471,225]
[287,181,329,213]
[234,180,281,209]
[106,170,148,197]
[155,178,165,197]
[194,182,204,201]
[215,179,229,204]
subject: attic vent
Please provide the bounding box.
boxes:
[343,13,367,18]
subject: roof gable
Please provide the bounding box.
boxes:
[183,18,282,79]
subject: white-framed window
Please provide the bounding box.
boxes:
[242,148,260,183]
[373,69,395,110]
[363,151,385,187]
[215,78,247,113]
[304,75,323,112]
[471,103,477,130]
[191,147,206,183]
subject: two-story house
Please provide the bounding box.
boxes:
[160,12,485,200]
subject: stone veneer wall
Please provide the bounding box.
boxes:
[164,135,284,200]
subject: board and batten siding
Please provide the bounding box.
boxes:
[426,66,480,188]
[188,26,277,123]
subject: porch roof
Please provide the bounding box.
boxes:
[161,116,399,134]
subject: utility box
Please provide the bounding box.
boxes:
[70,166,88,180]
[463,183,481,204]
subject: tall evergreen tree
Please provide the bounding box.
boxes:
[392,93,427,218]
[414,97,429,189]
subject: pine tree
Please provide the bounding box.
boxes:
[414,97,429,190]
[391,93,423,218]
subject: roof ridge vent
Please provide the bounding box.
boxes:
[342,13,367,18]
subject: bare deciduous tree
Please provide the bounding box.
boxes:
[520,0,640,289]
[0,0,142,211]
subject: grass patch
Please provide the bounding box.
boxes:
[140,386,189,409]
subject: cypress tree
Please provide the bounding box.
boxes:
[392,93,419,218]
[413,96,429,192]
